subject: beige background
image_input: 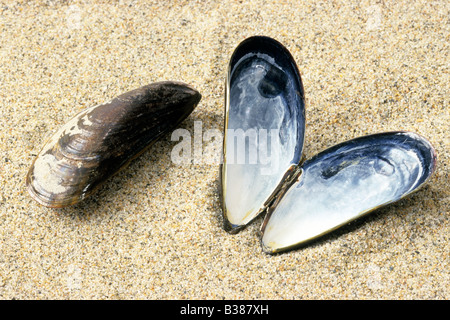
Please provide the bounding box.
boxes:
[0,0,448,299]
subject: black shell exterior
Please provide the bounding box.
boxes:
[26,81,201,208]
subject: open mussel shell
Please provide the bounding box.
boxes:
[27,81,201,208]
[221,36,306,233]
[221,36,437,253]
[260,131,437,254]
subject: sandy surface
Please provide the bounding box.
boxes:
[0,0,448,299]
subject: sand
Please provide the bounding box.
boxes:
[0,0,448,299]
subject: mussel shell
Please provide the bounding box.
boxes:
[27,81,201,208]
[260,131,437,254]
[221,36,306,233]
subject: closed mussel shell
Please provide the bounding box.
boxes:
[27,81,201,208]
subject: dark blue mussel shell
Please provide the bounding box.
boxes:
[221,36,437,254]
[221,36,306,233]
[27,82,201,208]
[260,131,436,253]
